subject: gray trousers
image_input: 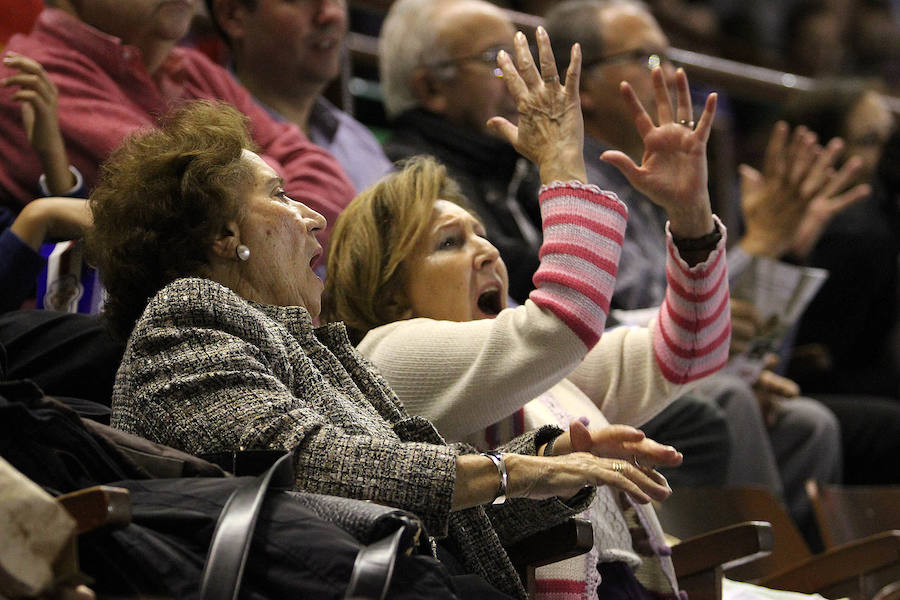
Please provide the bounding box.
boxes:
[642,373,842,548]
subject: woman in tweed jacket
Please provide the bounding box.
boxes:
[88,33,675,599]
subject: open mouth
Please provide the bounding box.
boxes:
[477,289,502,316]
[309,249,322,269]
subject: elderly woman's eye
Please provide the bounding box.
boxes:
[275,189,291,202]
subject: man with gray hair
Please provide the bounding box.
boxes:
[379,0,542,303]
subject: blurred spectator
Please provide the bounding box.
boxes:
[0,0,354,247]
[205,0,393,192]
[0,0,43,48]
[784,1,847,77]
[783,85,899,398]
[379,0,542,303]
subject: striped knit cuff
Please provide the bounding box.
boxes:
[529,181,627,349]
[653,215,731,383]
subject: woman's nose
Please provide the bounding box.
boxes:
[302,205,327,232]
[474,236,500,268]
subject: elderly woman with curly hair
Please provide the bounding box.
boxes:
[87,32,681,600]
[323,32,730,600]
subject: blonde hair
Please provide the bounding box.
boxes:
[322,156,467,341]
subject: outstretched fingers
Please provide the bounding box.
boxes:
[674,67,693,125]
[821,154,864,198]
[830,182,871,213]
[619,81,655,138]
[535,26,561,86]
[600,148,640,181]
[651,66,674,124]
[513,30,541,89]
[564,42,582,97]
[763,121,790,180]
[595,459,671,503]
[801,137,844,198]
[496,45,528,101]
[693,91,717,142]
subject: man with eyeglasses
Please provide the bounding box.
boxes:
[380,0,543,303]
[545,0,843,547]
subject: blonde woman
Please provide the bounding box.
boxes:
[325,27,730,600]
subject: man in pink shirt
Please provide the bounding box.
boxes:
[0,0,354,244]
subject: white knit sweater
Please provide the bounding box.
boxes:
[358,183,730,599]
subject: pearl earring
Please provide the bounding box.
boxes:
[236,244,250,261]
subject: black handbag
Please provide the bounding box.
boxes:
[201,452,430,600]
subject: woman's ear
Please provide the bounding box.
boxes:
[210,220,242,261]
[411,68,449,115]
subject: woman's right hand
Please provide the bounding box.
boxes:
[487,26,587,185]
[452,446,672,510]
[505,451,672,504]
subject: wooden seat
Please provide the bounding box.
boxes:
[807,481,900,548]
[655,486,900,600]
[56,485,132,534]
[508,517,595,597]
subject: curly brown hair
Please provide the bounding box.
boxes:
[322,156,468,343]
[85,100,256,340]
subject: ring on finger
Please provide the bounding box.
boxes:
[612,461,625,474]
[542,74,559,83]
[678,119,695,129]
[632,455,642,469]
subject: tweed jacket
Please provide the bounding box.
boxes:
[111,277,591,598]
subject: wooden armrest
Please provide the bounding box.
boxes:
[760,530,900,594]
[506,518,593,584]
[671,522,773,600]
[56,486,132,534]
[673,521,774,577]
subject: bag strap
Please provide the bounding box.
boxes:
[344,527,404,600]
[201,451,407,600]
[200,452,293,600]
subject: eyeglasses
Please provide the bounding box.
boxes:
[584,48,670,72]
[428,45,513,78]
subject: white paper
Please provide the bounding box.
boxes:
[723,578,845,600]
[725,256,829,384]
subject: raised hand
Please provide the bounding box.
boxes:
[486,26,587,185]
[739,121,870,260]
[2,52,74,195]
[600,67,717,238]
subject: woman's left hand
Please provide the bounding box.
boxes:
[487,26,587,184]
[547,421,683,469]
[600,67,717,238]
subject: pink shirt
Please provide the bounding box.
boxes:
[0,9,354,244]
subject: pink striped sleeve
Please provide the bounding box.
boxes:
[529,181,628,349]
[653,216,731,383]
